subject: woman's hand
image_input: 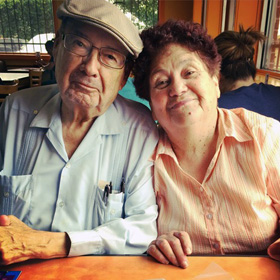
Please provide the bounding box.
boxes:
[268,239,280,261]
[147,231,192,269]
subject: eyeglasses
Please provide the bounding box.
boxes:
[62,33,127,69]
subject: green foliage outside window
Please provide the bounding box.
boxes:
[110,0,158,30]
[0,0,54,40]
[0,0,158,53]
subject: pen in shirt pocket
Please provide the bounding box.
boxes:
[103,184,110,206]
[120,177,125,193]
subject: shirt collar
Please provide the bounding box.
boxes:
[217,107,252,143]
[30,93,125,135]
[155,108,253,161]
[30,93,61,128]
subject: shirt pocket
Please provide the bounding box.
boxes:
[0,174,33,221]
[94,186,125,225]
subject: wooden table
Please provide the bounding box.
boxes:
[1,255,279,280]
[0,72,29,89]
[8,67,42,73]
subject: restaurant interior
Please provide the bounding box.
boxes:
[0,0,280,279]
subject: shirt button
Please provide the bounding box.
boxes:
[3,192,9,197]
[110,209,116,215]
[206,213,213,220]
[213,243,220,249]
[59,201,64,207]
[65,163,71,168]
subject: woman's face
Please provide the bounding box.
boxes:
[149,43,220,132]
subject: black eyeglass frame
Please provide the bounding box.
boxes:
[62,33,127,69]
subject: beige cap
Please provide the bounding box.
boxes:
[57,0,143,58]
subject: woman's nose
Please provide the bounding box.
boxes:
[168,78,187,97]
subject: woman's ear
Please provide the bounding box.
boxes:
[213,75,221,99]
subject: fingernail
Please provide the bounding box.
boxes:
[182,260,189,268]
[187,247,192,255]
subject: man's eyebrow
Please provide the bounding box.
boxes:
[66,30,124,53]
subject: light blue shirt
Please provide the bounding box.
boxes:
[0,84,158,256]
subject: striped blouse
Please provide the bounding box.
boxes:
[153,108,280,255]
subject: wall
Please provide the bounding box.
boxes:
[159,0,193,23]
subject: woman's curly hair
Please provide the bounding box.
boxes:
[133,20,221,101]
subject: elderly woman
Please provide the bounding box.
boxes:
[133,20,280,269]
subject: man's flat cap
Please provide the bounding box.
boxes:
[57,0,143,58]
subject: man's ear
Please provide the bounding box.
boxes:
[119,60,134,90]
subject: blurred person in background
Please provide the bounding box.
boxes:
[215,26,280,121]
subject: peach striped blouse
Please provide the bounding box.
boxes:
[153,108,280,255]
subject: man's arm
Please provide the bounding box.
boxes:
[68,163,158,256]
[0,215,70,265]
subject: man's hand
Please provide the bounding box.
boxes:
[0,215,70,265]
[0,215,10,226]
[147,231,192,269]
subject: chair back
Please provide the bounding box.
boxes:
[0,80,19,104]
[0,60,7,72]
[29,69,43,87]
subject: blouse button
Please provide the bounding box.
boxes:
[213,243,220,249]
[206,213,213,220]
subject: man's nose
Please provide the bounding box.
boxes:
[82,49,101,76]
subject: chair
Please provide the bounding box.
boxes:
[0,60,7,72]
[0,80,19,104]
[29,69,43,87]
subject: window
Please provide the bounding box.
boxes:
[109,0,158,30]
[0,0,55,53]
[260,0,280,72]
[0,0,158,54]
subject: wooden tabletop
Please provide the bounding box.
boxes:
[0,72,29,81]
[1,255,279,280]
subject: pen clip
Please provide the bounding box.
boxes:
[120,177,125,193]
[103,185,110,205]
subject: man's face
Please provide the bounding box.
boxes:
[53,19,129,116]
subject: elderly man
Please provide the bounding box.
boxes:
[0,0,158,265]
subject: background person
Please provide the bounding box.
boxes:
[215,26,280,121]
[0,0,158,265]
[42,39,56,85]
[133,19,280,269]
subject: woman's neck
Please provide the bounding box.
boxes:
[231,76,255,91]
[166,110,219,183]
